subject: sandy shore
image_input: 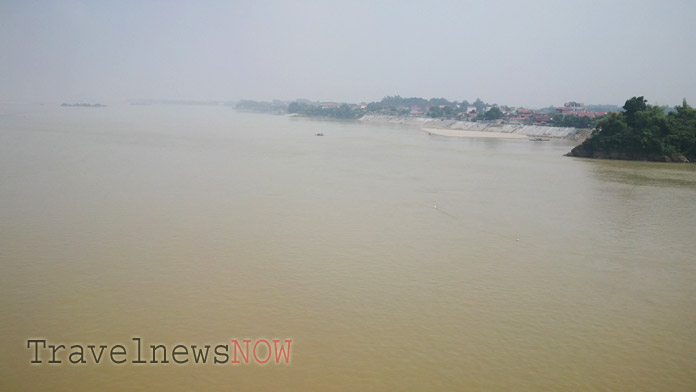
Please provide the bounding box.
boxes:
[422,127,528,139]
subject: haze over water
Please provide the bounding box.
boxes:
[1,104,695,390]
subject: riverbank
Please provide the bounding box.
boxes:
[360,114,585,139]
[423,127,528,139]
[566,143,691,162]
[563,97,695,163]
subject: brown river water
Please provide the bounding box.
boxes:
[1,104,695,391]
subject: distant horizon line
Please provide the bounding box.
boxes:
[3,95,685,109]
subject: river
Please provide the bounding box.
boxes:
[1,104,695,391]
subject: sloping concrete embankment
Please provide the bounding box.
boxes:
[360,115,580,138]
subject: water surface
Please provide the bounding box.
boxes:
[1,104,695,391]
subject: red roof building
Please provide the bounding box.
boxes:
[410,106,424,115]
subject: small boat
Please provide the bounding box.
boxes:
[315,133,324,136]
[528,137,550,141]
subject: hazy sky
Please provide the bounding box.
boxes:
[2,0,695,107]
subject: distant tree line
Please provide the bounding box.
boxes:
[568,96,696,162]
[236,100,287,113]
[365,95,494,118]
[287,102,364,119]
[61,103,106,108]
[234,96,634,130]
[585,104,623,113]
[551,114,598,128]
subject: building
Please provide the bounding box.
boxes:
[410,106,425,115]
[556,106,576,115]
[558,101,586,114]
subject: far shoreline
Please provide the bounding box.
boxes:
[360,114,586,140]
[422,127,528,139]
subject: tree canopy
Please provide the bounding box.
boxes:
[483,107,503,120]
[288,102,363,119]
[567,97,696,162]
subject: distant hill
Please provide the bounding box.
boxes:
[61,103,106,108]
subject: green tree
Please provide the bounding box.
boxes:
[473,98,486,114]
[288,101,301,114]
[623,96,647,126]
[429,97,452,107]
[483,107,503,120]
[569,96,696,161]
[427,106,443,118]
[366,102,382,112]
[667,99,696,159]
